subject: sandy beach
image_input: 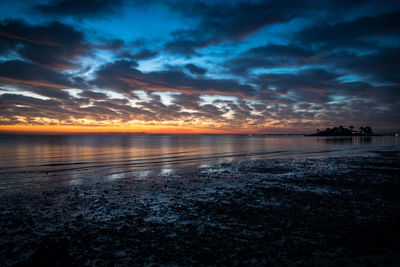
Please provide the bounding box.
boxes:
[1,149,399,266]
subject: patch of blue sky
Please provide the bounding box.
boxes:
[92,49,116,64]
[163,54,207,68]
[72,49,117,80]
[194,18,311,61]
[79,4,192,44]
[250,66,303,75]
[336,74,365,83]
[336,73,397,87]
[0,52,23,62]
[0,43,27,62]
[138,53,213,75]
[136,56,166,73]
[198,39,254,62]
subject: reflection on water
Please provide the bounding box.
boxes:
[0,135,398,192]
[318,137,372,144]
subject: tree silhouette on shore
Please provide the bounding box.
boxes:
[313,125,374,136]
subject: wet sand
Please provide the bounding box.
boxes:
[1,150,400,266]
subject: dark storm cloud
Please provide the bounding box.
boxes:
[0,93,59,108]
[163,0,376,56]
[256,69,363,104]
[164,0,305,56]
[0,19,89,70]
[32,87,72,100]
[257,68,339,97]
[33,0,124,19]
[247,44,315,58]
[257,67,400,106]
[0,58,89,99]
[226,44,316,75]
[78,90,109,100]
[81,101,151,122]
[171,93,202,111]
[99,38,125,51]
[0,60,75,89]
[136,95,183,121]
[297,11,400,45]
[130,49,158,60]
[170,93,229,120]
[0,93,70,124]
[116,49,159,62]
[332,81,374,99]
[164,39,199,57]
[185,64,206,75]
[92,60,257,97]
[335,48,400,83]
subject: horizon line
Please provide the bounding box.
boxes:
[0,131,307,136]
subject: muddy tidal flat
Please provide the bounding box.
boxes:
[1,151,400,266]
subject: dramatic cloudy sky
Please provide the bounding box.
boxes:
[0,0,399,133]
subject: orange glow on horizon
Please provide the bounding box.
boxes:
[0,124,242,135]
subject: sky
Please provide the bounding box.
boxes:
[0,0,399,134]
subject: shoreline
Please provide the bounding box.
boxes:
[1,150,400,265]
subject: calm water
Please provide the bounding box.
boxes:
[0,135,399,193]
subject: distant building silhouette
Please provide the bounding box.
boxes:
[312,126,376,136]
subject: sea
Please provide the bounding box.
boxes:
[0,135,399,194]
